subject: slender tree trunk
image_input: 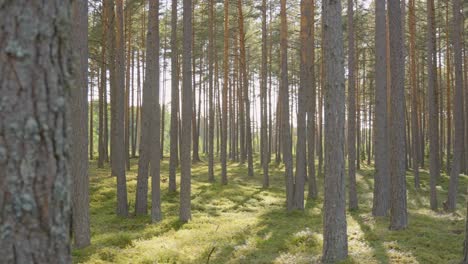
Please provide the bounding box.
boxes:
[280,0,294,212]
[409,0,420,188]
[446,0,464,212]
[125,8,132,170]
[208,0,215,182]
[238,0,254,176]
[169,0,179,192]
[180,0,193,222]
[221,0,229,185]
[347,0,358,211]
[307,0,317,200]
[0,0,73,261]
[446,2,452,172]
[112,0,129,217]
[261,0,269,188]
[322,0,348,261]
[373,0,390,217]
[98,0,108,168]
[427,0,439,211]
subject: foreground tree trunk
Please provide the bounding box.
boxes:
[388,0,408,230]
[373,0,390,217]
[0,0,73,261]
[261,0,269,188]
[427,0,439,211]
[280,0,294,212]
[180,0,193,222]
[347,0,358,211]
[71,0,91,248]
[446,0,464,212]
[322,0,348,261]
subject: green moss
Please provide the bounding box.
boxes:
[73,159,467,264]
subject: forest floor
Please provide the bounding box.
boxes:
[73,157,467,264]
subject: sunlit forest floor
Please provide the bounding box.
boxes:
[73,157,467,264]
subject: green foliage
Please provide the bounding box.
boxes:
[73,159,467,263]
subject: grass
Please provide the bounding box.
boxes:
[73,156,467,263]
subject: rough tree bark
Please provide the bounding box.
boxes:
[322,0,348,261]
[261,0,269,188]
[372,0,390,217]
[0,0,73,261]
[71,0,91,248]
[446,0,464,212]
[427,0,439,211]
[280,0,294,212]
[388,0,408,230]
[180,0,193,222]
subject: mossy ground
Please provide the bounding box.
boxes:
[73,157,467,263]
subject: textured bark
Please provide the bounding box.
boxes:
[208,0,215,182]
[124,8,131,171]
[0,0,73,261]
[427,0,439,211]
[280,0,294,212]
[388,0,408,230]
[71,0,91,248]
[446,0,464,212]
[261,0,269,188]
[409,0,420,188]
[322,0,348,261]
[306,0,317,200]
[347,0,358,211]
[221,0,229,185]
[169,0,179,193]
[372,0,390,217]
[180,0,193,222]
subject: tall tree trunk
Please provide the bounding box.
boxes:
[221,0,229,185]
[322,0,348,261]
[373,0,390,217]
[98,0,108,168]
[0,0,73,261]
[125,7,132,170]
[280,0,294,212]
[208,0,215,182]
[409,0,420,188]
[295,0,312,209]
[446,2,452,172]
[347,0,358,211]
[388,0,408,230]
[238,0,254,177]
[114,0,129,217]
[71,0,91,248]
[307,0,317,200]
[169,0,179,192]
[261,0,269,188]
[427,0,439,211]
[446,0,464,212]
[180,0,193,222]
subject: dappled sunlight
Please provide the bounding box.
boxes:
[73,159,467,263]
